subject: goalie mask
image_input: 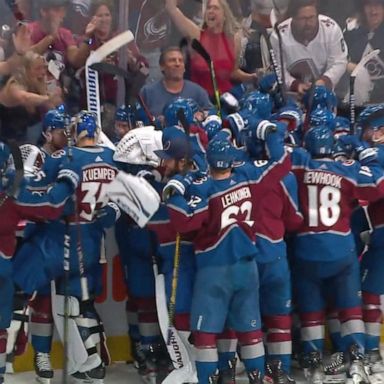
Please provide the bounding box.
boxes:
[113,126,163,167]
[19,144,45,179]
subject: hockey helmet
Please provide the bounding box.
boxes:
[241,91,273,119]
[163,98,194,127]
[72,110,99,140]
[304,125,334,157]
[207,138,235,169]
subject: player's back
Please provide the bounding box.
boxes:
[292,153,379,261]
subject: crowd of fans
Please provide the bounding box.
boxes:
[0,0,382,147]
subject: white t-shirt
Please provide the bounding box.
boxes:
[270,14,348,89]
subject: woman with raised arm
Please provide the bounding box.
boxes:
[165,0,257,98]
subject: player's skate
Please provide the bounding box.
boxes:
[34,352,53,384]
[324,352,347,383]
[266,360,295,384]
[347,345,370,384]
[247,369,264,384]
[209,371,220,383]
[71,364,105,383]
[218,357,237,384]
[300,351,325,384]
[365,349,384,384]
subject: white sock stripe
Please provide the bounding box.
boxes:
[301,325,324,341]
[195,347,218,363]
[30,322,54,337]
[267,341,292,355]
[365,322,382,337]
[240,343,265,360]
[217,339,238,353]
[341,319,365,337]
[138,323,161,337]
[268,328,291,334]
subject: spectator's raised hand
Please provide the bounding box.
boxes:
[85,16,98,38]
[12,23,32,55]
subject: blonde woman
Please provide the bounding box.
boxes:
[0,51,62,143]
[165,0,257,98]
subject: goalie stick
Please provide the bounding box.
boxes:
[89,62,156,126]
[191,39,222,117]
[350,49,380,133]
[85,30,134,149]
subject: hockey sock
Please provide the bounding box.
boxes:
[300,311,325,353]
[362,291,382,351]
[326,310,342,352]
[194,331,218,383]
[29,295,53,354]
[217,329,237,371]
[339,305,365,352]
[264,314,292,373]
[237,330,264,375]
[0,330,7,376]
[137,297,162,347]
[126,299,140,342]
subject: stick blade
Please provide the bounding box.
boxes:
[86,30,134,66]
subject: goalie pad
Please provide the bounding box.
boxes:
[155,272,197,383]
[113,125,163,167]
[106,171,160,228]
[6,309,29,357]
[51,283,102,375]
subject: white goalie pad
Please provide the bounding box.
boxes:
[51,282,101,375]
[155,272,197,383]
[113,126,163,167]
[106,171,160,228]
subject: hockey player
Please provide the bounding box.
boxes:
[353,105,384,381]
[22,108,69,383]
[290,124,384,384]
[0,141,81,384]
[243,133,303,384]
[163,120,291,383]
[14,111,120,384]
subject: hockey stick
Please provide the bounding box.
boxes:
[191,39,222,117]
[257,20,287,106]
[89,62,155,125]
[349,49,380,133]
[85,30,134,149]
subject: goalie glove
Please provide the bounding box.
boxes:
[106,171,160,228]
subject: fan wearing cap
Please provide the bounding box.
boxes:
[162,121,291,383]
[344,0,384,103]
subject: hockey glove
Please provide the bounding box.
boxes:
[255,120,277,140]
[338,135,377,163]
[57,163,81,191]
[95,202,121,228]
[162,174,193,202]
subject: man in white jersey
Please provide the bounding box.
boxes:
[270,0,348,95]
